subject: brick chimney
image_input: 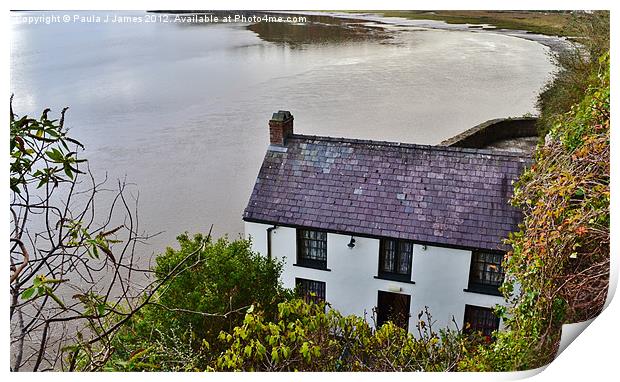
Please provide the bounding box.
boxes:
[269,110,294,146]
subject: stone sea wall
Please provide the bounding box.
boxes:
[440,117,538,151]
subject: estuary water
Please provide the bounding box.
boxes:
[10,11,556,265]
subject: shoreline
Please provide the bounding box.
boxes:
[148,10,572,55]
[278,10,572,55]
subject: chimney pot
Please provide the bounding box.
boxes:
[269,110,294,146]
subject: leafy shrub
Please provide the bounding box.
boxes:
[536,11,609,137]
[216,299,479,372]
[104,233,291,370]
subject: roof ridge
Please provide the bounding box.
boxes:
[290,133,531,160]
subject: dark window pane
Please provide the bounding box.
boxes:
[297,229,327,268]
[468,251,505,293]
[296,278,326,304]
[463,305,500,340]
[383,240,396,272]
[379,239,413,279]
[398,242,412,274]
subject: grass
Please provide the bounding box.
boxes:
[335,10,574,36]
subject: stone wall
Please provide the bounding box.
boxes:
[440,117,538,149]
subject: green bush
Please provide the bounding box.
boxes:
[216,299,479,372]
[536,11,609,137]
[102,233,291,371]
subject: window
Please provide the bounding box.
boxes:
[378,239,413,281]
[467,251,505,295]
[296,229,327,269]
[296,278,326,304]
[463,305,500,340]
[376,291,411,331]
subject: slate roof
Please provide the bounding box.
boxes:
[243,134,530,252]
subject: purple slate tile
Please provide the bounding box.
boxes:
[244,135,529,251]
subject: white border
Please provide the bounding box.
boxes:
[3,1,618,381]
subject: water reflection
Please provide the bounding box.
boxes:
[10,11,555,258]
[162,11,393,47]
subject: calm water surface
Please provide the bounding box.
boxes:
[10,11,555,264]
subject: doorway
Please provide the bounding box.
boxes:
[376,291,411,331]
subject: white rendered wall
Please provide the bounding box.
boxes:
[245,221,506,333]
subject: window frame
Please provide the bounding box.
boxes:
[467,250,505,296]
[463,304,500,340]
[377,238,414,282]
[296,229,328,270]
[295,277,326,304]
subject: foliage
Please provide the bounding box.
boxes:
[10,103,84,194]
[100,321,210,372]
[462,52,609,371]
[216,299,478,372]
[152,233,287,341]
[101,234,290,371]
[9,99,151,371]
[536,11,609,137]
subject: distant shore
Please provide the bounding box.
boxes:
[149,10,572,54]
[347,10,573,36]
[295,10,573,54]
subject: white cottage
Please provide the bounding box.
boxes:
[243,111,528,337]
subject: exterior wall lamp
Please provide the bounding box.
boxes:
[347,237,356,249]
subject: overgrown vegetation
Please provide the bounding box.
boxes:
[89,237,484,372]
[88,234,290,371]
[536,11,609,137]
[9,100,154,371]
[461,50,610,373]
[216,300,481,371]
